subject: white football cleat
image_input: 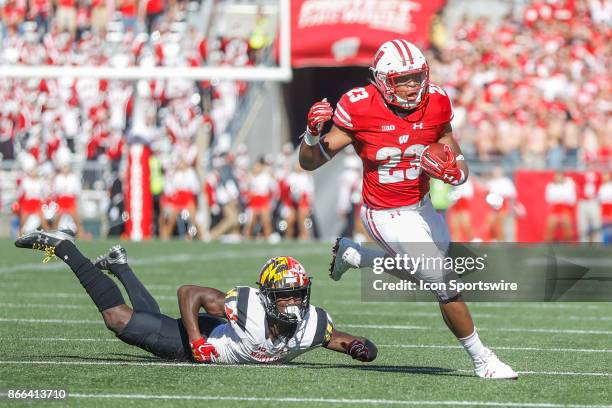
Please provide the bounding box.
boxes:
[473,348,518,379]
[329,237,360,281]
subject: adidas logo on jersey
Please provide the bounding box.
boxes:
[381,124,395,131]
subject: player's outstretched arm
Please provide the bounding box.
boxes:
[324,329,377,362]
[177,285,225,341]
[299,98,354,171]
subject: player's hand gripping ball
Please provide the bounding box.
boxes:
[420,142,463,185]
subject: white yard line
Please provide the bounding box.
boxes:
[3,337,611,354]
[342,324,612,335]
[19,293,178,301]
[336,310,612,321]
[0,337,116,342]
[328,301,610,311]
[3,301,611,323]
[0,360,610,378]
[0,302,90,309]
[0,391,608,407]
[379,344,612,353]
[0,317,101,324]
[2,317,611,335]
[0,360,287,368]
[4,336,610,355]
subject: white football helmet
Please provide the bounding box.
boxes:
[370,39,430,110]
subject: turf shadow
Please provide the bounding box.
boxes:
[288,362,470,377]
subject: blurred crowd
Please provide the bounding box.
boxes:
[14,140,318,241]
[202,144,316,242]
[429,0,611,169]
[428,167,612,243]
[0,0,273,163]
[0,0,279,238]
[2,0,611,242]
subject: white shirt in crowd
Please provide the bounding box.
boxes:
[598,181,612,203]
[53,172,82,197]
[487,176,517,199]
[545,178,577,204]
[286,172,314,202]
[19,176,49,200]
[248,171,276,196]
[164,167,200,195]
[582,172,599,200]
[337,168,361,214]
[453,178,474,200]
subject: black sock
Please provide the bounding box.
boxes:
[108,263,160,314]
[55,241,125,312]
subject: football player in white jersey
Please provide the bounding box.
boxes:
[15,230,377,364]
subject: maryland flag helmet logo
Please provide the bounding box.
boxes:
[257,256,311,324]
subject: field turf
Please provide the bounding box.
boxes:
[0,239,611,407]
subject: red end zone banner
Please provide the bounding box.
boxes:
[291,0,446,68]
[515,170,585,242]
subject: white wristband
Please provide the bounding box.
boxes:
[302,128,320,146]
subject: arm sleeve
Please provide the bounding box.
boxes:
[429,88,455,127]
[332,95,355,131]
[311,307,334,348]
[223,286,252,338]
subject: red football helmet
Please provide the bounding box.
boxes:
[370,39,430,110]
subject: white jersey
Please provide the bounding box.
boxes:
[286,172,314,202]
[53,173,81,196]
[487,177,516,199]
[19,176,49,200]
[207,286,334,364]
[248,171,276,196]
[545,179,576,204]
[164,168,200,195]
[599,182,612,203]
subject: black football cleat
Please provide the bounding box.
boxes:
[15,229,76,263]
[94,245,128,273]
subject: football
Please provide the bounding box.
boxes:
[423,142,447,163]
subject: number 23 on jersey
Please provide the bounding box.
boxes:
[341,86,434,185]
[376,144,425,184]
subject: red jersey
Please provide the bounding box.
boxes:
[333,83,453,209]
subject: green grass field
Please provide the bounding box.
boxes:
[1,239,611,407]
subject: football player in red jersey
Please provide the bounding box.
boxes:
[299,39,517,379]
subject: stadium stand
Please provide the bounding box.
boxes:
[0,0,609,242]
